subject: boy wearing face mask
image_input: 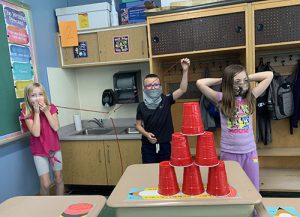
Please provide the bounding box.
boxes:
[136,58,190,163]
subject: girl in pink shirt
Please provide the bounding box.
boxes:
[20,83,64,195]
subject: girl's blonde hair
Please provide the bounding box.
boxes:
[23,82,50,118]
[219,64,255,118]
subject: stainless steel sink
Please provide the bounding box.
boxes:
[72,127,127,136]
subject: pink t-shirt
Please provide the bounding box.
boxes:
[20,104,61,156]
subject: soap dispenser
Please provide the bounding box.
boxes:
[111,0,119,26]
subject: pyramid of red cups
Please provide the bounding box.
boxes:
[158,102,231,197]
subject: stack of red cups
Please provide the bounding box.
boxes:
[157,102,230,197]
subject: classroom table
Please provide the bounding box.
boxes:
[107,161,262,217]
[0,195,106,217]
[256,197,300,217]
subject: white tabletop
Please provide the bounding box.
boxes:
[0,195,106,217]
[107,161,262,208]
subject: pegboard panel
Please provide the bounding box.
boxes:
[193,12,245,50]
[168,81,201,99]
[150,19,194,55]
[162,57,241,100]
[255,5,300,45]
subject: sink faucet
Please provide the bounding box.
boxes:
[88,118,104,128]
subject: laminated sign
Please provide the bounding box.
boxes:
[114,36,129,53]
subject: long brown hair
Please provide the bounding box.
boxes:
[23,82,50,118]
[219,64,255,118]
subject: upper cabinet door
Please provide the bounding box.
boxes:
[193,12,245,50]
[60,33,100,65]
[150,12,245,56]
[255,5,300,45]
[150,19,194,55]
[98,25,148,62]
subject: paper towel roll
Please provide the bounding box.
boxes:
[73,114,82,131]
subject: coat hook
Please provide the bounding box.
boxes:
[289,55,293,61]
[259,57,263,63]
[274,56,278,62]
[281,60,285,66]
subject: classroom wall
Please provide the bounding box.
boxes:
[0,138,40,203]
[21,0,68,95]
[48,63,149,126]
[0,0,67,203]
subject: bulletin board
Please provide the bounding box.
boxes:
[0,0,37,142]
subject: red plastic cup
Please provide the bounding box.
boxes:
[206,160,231,196]
[195,131,219,167]
[158,161,180,196]
[181,102,204,135]
[182,164,204,195]
[170,132,193,167]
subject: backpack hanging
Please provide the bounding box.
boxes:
[256,60,272,145]
[267,72,295,120]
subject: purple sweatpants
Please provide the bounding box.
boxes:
[220,150,260,191]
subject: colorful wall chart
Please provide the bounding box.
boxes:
[0,0,37,140]
[3,2,36,98]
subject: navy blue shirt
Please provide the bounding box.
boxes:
[136,94,175,144]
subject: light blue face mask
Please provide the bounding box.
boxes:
[143,88,162,109]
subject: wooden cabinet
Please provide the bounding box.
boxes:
[98,25,148,62]
[59,33,100,65]
[104,140,142,185]
[61,140,106,185]
[150,19,194,55]
[149,6,246,56]
[254,3,300,45]
[61,139,141,185]
[57,23,148,67]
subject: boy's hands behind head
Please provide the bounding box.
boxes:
[180,58,190,72]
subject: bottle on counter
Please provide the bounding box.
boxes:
[111,0,119,26]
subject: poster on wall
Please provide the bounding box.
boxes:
[0,0,38,142]
[1,1,37,98]
[114,35,129,53]
[73,41,88,58]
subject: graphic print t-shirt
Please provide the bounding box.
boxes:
[218,92,256,153]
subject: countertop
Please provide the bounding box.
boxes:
[59,118,141,141]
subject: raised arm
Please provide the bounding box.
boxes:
[173,58,190,100]
[196,78,222,104]
[249,71,273,98]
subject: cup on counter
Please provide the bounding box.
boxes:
[158,161,180,196]
[181,102,204,135]
[195,131,219,167]
[170,132,193,167]
[182,164,204,195]
[206,160,231,197]
[73,114,82,131]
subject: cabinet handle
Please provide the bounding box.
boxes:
[107,149,110,164]
[256,24,264,32]
[152,36,159,43]
[98,149,102,163]
[142,40,144,55]
[235,26,243,33]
